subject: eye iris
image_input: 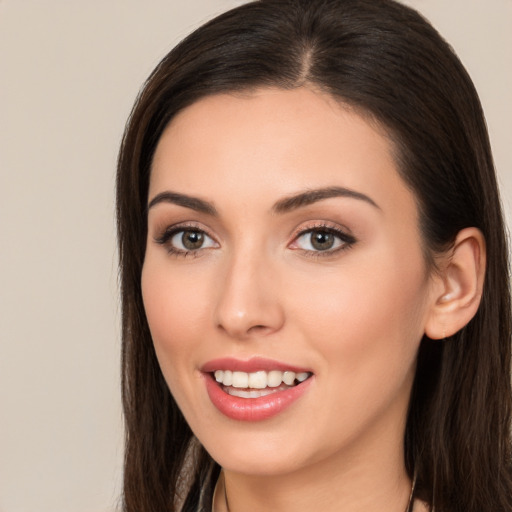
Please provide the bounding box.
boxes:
[182,231,204,250]
[311,230,335,251]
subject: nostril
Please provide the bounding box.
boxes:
[247,325,271,334]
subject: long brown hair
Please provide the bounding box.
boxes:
[116,1,512,510]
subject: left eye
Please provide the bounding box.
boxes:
[170,229,217,251]
[293,229,350,252]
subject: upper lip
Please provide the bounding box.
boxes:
[201,357,312,374]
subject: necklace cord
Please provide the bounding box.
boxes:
[406,469,417,512]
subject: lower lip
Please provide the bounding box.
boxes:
[203,373,313,421]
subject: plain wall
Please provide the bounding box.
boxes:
[0,1,510,511]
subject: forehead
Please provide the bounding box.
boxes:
[149,87,416,222]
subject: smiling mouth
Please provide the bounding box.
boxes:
[212,370,312,398]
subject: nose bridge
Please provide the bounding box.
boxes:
[214,242,284,339]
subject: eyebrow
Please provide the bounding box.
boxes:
[272,186,380,213]
[147,185,379,216]
[147,191,218,215]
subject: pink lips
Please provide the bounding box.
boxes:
[201,357,313,422]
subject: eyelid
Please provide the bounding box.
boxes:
[289,220,354,240]
[153,221,206,242]
[288,221,357,255]
[151,220,355,257]
[153,221,219,255]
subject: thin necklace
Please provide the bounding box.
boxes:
[406,470,417,512]
[212,470,417,512]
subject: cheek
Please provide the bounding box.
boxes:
[280,259,428,456]
[290,248,429,386]
[141,259,212,368]
[141,258,219,424]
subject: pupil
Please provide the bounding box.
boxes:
[182,231,204,250]
[311,231,334,250]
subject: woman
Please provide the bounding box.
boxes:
[116,0,512,511]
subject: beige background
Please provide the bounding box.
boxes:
[0,1,510,511]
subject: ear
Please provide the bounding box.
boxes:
[424,227,486,340]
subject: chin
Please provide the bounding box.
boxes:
[196,423,333,478]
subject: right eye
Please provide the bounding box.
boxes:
[156,227,218,255]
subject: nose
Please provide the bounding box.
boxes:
[214,251,285,340]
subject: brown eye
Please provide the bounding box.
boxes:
[157,228,217,254]
[310,230,335,251]
[291,226,356,254]
[181,230,204,250]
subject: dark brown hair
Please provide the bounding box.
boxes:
[116,1,512,510]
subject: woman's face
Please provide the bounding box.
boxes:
[142,87,438,477]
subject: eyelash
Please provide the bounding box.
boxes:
[290,223,356,258]
[154,223,218,258]
[153,222,356,258]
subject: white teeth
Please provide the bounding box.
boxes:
[232,371,249,388]
[296,372,309,382]
[223,370,233,386]
[213,369,311,389]
[282,371,295,385]
[248,371,267,389]
[267,370,283,387]
[227,386,287,398]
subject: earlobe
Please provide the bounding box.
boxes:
[424,227,486,340]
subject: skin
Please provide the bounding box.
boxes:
[141,87,447,512]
